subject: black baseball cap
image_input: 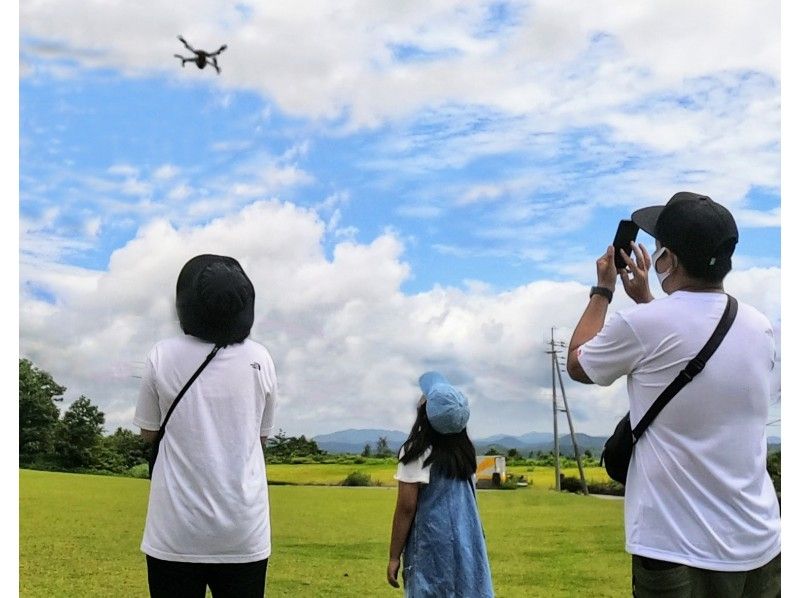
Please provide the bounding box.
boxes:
[631,192,738,276]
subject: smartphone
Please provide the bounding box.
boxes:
[612,220,639,269]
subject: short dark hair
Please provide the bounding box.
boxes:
[671,238,735,283]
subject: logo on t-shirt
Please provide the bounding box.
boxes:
[250,362,261,371]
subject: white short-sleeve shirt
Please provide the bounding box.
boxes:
[134,335,277,563]
[578,291,780,571]
[395,447,432,484]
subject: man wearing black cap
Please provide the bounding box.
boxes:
[566,193,780,597]
[134,255,277,598]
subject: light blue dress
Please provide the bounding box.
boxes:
[401,462,494,597]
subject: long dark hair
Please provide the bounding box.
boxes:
[399,402,476,480]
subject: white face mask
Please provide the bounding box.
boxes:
[652,246,674,287]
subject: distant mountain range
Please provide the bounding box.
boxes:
[472,432,608,454]
[312,429,409,454]
[313,429,782,455]
[312,428,609,455]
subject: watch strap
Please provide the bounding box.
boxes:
[590,286,613,303]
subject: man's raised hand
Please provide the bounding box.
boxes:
[619,242,654,304]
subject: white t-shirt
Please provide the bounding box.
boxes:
[395,447,432,484]
[578,291,780,571]
[134,335,277,563]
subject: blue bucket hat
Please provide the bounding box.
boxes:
[419,371,470,434]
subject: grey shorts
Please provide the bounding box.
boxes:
[631,553,780,598]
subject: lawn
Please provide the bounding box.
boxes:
[19,469,629,597]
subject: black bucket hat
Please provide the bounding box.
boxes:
[631,191,738,277]
[176,254,255,346]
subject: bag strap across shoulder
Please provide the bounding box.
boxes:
[155,344,221,444]
[631,294,738,442]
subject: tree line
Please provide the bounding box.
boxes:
[23,356,778,490]
[361,436,393,458]
[265,430,326,462]
[19,359,331,473]
[19,359,149,473]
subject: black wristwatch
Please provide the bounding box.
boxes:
[590,286,613,303]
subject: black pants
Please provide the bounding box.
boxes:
[632,553,780,598]
[146,555,268,598]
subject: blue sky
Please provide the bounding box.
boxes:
[18,1,782,440]
[20,68,781,290]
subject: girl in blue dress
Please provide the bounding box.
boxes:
[387,371,494,597]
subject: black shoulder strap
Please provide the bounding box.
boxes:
[631,295,738,441]
[156,345,221,443]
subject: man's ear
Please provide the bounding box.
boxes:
[664,247,681,272]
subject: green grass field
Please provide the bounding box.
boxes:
[20,469,629,597]
[265,460,612,489]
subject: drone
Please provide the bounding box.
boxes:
[174,35,227,74]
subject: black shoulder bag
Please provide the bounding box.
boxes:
[600,295,737,485]
[148,345,221,479]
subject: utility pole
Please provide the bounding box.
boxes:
[555,352,588,495]
[547,328,561,491]
[546,328,588,495]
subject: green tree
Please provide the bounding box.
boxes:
[266,430,325,462]
[92,437,127,472]
[264,428,289,460]
[285,435,323,457]
[767,451,780,495]
[54,396,105,469]
[19,359,65,465]
[375,436,392,457]
[361,442,372,457]
[104,427,149,469]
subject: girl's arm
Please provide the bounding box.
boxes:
[387,481,420,588]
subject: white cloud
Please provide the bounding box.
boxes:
[735,207,781,228]
[333,226,358,241]
[167,183,192,201]
[396,204,443,219]
[316,191,350,213]
[210,140,252,153]
[21,143,315,243]
[19,200,781,439]
[281,141,311,162]
[20,1,778,130]
[83,216,102,238]
[107,164,138,177]
[120,177,151,197]
[20,0,780,260]
[457,183,505,206]
[154,164,179,180]
[20,218,94,264]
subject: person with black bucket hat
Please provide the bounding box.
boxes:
[134,254,277,598]
[566,193,780,597]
